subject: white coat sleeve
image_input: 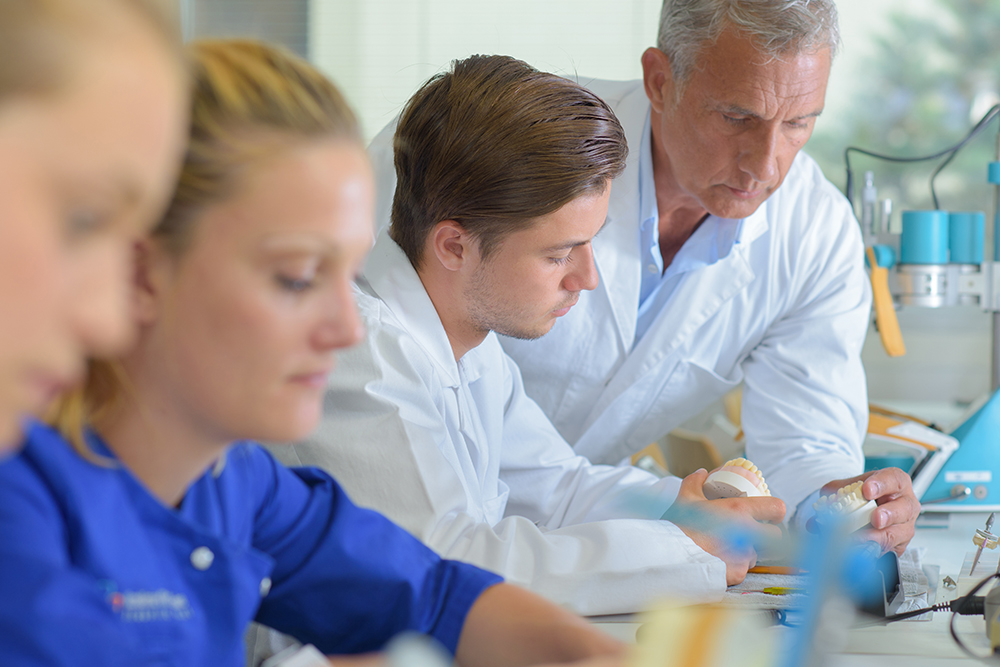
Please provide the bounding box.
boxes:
[279,303,726,616]
[740,193,871,519]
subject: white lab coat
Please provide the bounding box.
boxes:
[498,79,873,517]
[277,231,726,615]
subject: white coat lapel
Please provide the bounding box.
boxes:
[590,82,651,353]
[574,208,769,458]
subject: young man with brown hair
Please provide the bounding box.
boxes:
[277,54,784,616]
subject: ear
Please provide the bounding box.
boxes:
[641,47,674,114]
[132,238,172,325]
[428,220,476,272]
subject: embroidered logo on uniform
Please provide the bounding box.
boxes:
[101,582,192,622]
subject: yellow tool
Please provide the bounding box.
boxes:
[866,246,906,357]
[740,587,802,596]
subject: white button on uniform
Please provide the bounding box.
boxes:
[259,577,272,598]
[190,546,214,570]
[647,263,658,274]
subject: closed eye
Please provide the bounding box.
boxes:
[276,275,315,292]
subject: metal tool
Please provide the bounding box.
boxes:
[971,512,997,576]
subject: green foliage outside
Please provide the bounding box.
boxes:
[806,0,1000,239]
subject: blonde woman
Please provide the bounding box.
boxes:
[0,40,624,667]
[0,0,187,453]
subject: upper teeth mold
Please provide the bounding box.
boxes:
[703,458,771,500]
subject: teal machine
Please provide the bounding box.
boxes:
[859,119,1000,511]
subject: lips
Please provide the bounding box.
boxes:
[726,185,765,199]
[552,294,580,318]
[289,367,333,389]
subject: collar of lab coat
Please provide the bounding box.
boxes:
[361,229,468,388]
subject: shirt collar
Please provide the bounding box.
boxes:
[638,109,658,237]
[362,229,464,387]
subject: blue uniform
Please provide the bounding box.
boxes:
[0,421,502,666]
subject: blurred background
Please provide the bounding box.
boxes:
[180,0,1000,424]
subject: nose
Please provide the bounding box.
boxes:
[563,243,600,293]
[69,242,137,358]
[737,123,781,185]
[312,276,365,352]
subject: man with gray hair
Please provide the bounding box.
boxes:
[500,0,921,556]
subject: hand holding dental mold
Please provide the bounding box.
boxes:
[665,463,785,586]
[816,469,920,555]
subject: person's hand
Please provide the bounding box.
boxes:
[819,468,919,555]
[665,468,786,586]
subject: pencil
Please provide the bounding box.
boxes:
[747,565,806,575]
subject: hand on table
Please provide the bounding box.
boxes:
[665,468,786,586]
[818,467,919,555]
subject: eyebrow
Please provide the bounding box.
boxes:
[542,216,611,253]
[259,233,332,252]
[718,104,824,121]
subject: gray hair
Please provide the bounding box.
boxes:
[656,0,840,89]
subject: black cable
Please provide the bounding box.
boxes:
[844,103,1000,210]
[948,572,1000,663]
[928,105,1000,209]
[879,594,985,623]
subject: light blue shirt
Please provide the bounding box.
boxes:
[635,111,744,344]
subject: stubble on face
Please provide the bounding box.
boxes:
[464,258,554,341]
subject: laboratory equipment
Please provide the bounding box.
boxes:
[919,387,1000,510]
[857,112,1000,385]
[848,104,1000,509]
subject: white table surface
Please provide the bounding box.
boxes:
[590,511,999,665]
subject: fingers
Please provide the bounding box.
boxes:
[677,468,710,500]
[744,496,787,524]
[869,494,920,531]
[752,519,784,544]
[862,467,913,502]
[859,521,915,555]
[863,468,920,534]
[724,548,757,586]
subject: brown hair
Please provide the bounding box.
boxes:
[389,54,628,269]
[0,0,181,99]
[48,38,363,456]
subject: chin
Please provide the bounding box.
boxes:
[0,419,21,456]
[497,324,550,342]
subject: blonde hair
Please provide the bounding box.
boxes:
[0,0,181,99]
[48,38,363,458]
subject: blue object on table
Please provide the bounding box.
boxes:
[949,211,985,264]
[900,210,949,264]
[921,388,1000,510]
[988,161,1000,185]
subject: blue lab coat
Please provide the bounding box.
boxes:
[0,421,502,666]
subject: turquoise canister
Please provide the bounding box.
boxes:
[949,211,984,264]
[900,210,949,264]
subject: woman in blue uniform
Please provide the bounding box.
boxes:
[0,0,187,454]
[0,39,624,667]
